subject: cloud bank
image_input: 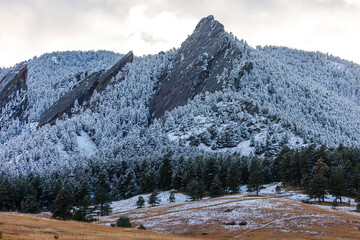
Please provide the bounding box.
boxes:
[0,0,359,67]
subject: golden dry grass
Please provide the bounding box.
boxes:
[98,193,360,240]
[0,212,197,240]
[2,193,360,239]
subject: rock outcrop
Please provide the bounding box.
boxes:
[149,15,243,119]
[37,51,133,128]
[0,64,28,121]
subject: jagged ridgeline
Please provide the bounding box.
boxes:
[0,15,360,176]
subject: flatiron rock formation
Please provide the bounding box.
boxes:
[37,51,133,128]
[150,15,247,119]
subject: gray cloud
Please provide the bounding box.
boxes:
[0,0,359,67]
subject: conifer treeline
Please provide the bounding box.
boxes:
[1,144,359,217]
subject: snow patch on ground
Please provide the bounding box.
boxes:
[100,183,360,237]
[76,131,97,157]
[110,191,189,214]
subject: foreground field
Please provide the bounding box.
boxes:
[0,212,195,240]
[99,184,360,239]
[2,184,360,239]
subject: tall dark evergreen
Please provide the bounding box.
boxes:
[21,195,40,213]
[329,168,346,203]
[52,188,74,220]
[186,179,205,201]
[227,161,241,193]
[204,158,218,191]
[173,157,185,190]
[210,175,224,198]
[308,173,327,202]
[140,161,155,193]
[94,185,112,216]
[72,197,92,222]
[239,157,249,184]
[159,156,173,190]
[218,158,230,191]
[0,179,12,211]
[300,145,318,189]
[248,157,263,195]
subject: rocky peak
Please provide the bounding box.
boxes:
[149,15,243,119]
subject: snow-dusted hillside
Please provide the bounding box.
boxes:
[1,16,360,176]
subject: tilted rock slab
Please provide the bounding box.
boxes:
[37,51,133,128]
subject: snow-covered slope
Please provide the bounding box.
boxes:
[1,16,360,176]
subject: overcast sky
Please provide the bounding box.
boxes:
[0,0,359,67]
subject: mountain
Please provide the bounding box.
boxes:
[0,15,360,176]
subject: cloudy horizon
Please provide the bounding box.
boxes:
[0,0,359,67]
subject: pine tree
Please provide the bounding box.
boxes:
[329,168,346,203]
[300,145,318,189]
[248,158,263,195]
[173,157,185,190]
[204,158,218,191]
[227,161,241,193]
[21,195,40,213]
[52,188,74,220]
[239,157,249,184]
[308,173,327,202]
[0,179,11,211]
[159,155,173,190]
[140,161,155,193]
[148,192,160,206]
[186,179,205,201]
[122,170,138,198]
[136,196,145,208]
[94,185,111,216]
[72,197,92,222]
[313,157,329,176]
[210,176,223,198]
[218,158,230,191]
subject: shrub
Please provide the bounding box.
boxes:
[137,224,146,230]
[275,185,281,193]
[0,231,2,239]
[136,196,145,208]
[356,203,360,211]
[54,235,59,239]
[224,221,236,225]
[116,216,132,228]
[169,192,175,202]
[148,192,160,206]
[239,221,248,226]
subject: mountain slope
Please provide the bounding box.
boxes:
[0,16,360,176]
